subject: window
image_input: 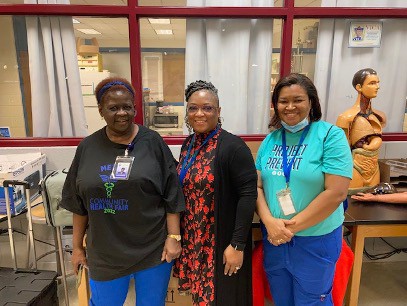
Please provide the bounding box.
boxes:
[138,0,282,7]
[0,0,127,5]
[0,1,406,145]
[295,0,407,8]
[0,15,129,137]
[140,17,281,136]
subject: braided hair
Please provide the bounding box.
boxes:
[185,80,219,105]
[184,80,221,133]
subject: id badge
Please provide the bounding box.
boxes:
[276,188,296,216]
[110,156,134,180]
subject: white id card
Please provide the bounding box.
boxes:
[110,156,134,180]
[276,188,296,216]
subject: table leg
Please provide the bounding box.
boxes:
[346,225,365,306]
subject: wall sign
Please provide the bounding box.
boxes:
[0,127,11,137]
[349,21,382,48]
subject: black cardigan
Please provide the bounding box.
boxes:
[181,129,257,306]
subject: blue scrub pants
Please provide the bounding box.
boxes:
[89,261,173,306]
[261,225,342,306]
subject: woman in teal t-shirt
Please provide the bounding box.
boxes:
[256,73,353,306]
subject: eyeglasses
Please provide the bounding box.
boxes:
[187,105,217,114]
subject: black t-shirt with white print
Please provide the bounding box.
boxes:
[61,125,185,281]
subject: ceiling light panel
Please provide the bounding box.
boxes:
[155,29,173,35]
[148,18,171,24]
[76,29,102,35]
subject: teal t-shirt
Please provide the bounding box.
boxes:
[256,121,353,236]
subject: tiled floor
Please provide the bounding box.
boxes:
[58,261,407,306]
[358,261,407,306]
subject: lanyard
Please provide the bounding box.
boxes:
[282,124,310,187]
[124,137,138,156]
[179,127,219,185]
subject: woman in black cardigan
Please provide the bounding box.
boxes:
[174,80,257,306]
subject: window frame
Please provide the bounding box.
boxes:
[0,0,406,146]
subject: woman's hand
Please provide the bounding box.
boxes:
[256,171,295,246]
[351,192,377,202]
[161,237,181,263]
[264,217,295,246]
[72,247,88,274]
[223,245,244,276]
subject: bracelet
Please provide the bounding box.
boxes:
[167,234,181,242]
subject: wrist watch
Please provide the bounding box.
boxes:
[231,243,245,251]
[167,234,181,242]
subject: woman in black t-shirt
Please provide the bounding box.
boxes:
[61,77,185,306]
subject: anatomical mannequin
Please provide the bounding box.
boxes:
[336,68,386,192]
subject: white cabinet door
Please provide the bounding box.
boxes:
[79,71,112,134]
[84,106,105,134]
[141,52,163,101]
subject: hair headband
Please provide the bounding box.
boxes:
[97,81,135,104]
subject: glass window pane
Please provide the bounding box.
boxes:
[140,17,281,136]
[0,15,130,137]
[0,0,126,5]
[295,0,407,8]
[138,0,185,5]
[295,0,320,6]
[0,16,27,137]
[71,0,126,4]
[75,17,130,136]
[308,18,407,133]
[291,19,318,81]
[138,0,281,7]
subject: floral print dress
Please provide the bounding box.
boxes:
[174,128,220,306]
